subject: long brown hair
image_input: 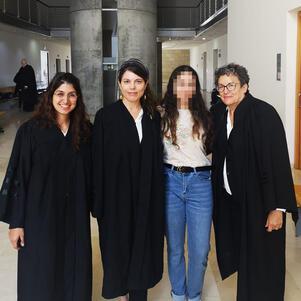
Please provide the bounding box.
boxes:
[33,72,91,150]
[161,65,213,154]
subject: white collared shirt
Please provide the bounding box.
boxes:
[135,108,143,143]
[223,110,232,194]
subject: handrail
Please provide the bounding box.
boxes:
[199,0,227,26]
[158,0,202,9]
[36,0,69,9]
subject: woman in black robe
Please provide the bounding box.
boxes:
[92,59,164,301]
[211,63,298,301]
[0,72,92,301]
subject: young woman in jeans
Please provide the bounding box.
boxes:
[161,65,213,301]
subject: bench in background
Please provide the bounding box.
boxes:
[0,111,5,133]
[0,86,18,110]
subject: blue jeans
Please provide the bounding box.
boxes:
[165,167,213,301]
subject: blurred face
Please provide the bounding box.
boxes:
[173,71,196,102]
[119,70,147,104]
[217,74,248,110]
[52,83,77,118]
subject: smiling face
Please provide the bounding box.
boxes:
[118,70,147,104]
[217,74,248,110]
[52,82,77,118]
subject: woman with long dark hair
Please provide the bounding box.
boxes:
[0,72,92,301]
[92,58,164,301]
[161,65,213,301]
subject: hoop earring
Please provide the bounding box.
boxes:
[144,94,146,100]
[120,94,123,100]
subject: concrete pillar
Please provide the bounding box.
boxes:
[157,41,162,99]
[70,0,103,115]
[117,0,157,91]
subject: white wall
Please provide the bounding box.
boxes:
[0,24,71,88]
[190,34,227,92]
[228,0,301,163]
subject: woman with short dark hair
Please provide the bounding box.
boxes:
[211,63,298,301]
[0,72,92,301]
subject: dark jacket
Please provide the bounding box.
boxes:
[0,119,92,301]
[211,93,298,301]
[92,100,165,298]
[13,64,38,111]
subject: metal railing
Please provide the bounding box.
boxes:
[158,5,200,29]
[157,0,227,31]
[0,0,70,32]
[199,0,228,26]
[1,1,228,35]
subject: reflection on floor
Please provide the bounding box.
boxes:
[0,108,300,301]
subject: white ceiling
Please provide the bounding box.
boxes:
[0,22,70,43]
[162,17,227,49]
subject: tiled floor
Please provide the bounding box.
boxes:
[0,108,300,301]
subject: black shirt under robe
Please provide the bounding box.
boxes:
[92,100,165,299]
[211,93,298,301]
[0,119,92,301]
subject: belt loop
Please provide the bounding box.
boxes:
[193,167,197,173]
[171,165,175,171]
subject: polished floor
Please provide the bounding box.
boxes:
[0,108,301,301]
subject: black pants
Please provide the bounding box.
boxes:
[128,289,147,301]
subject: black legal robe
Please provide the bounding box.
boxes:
[0,119,92,301]
[13,65,38,112]
[92,100,165,299]
[211,93,298,301]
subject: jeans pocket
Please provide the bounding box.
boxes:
[197,170,211,181]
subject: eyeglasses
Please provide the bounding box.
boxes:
[216,82,240,93]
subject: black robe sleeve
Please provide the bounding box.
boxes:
[92,109,104,219]
[251,102,298,218]
[0,123,32,228]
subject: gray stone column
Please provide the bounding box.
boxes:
[157,41,162,99]
[70,0,103,115]
[118,0,157,91]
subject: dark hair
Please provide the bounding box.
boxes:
[118,58,157,116]
[215,63,250,87]
[161,65,213,154]
[33,72,91,150]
